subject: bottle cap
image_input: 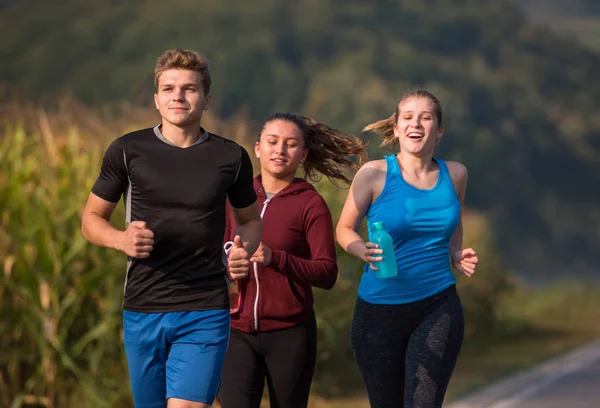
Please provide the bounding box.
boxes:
[372,221,386,230]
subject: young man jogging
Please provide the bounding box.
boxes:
[81,48,261,408]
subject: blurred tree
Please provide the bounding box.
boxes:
[1,0,599,294]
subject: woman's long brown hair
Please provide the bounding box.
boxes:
[259,112,367,186]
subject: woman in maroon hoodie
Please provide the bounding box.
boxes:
[218,112,365,408]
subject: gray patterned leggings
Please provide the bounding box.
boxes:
[351,285,464,408]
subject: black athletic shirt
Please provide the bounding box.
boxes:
[91,126,256,313]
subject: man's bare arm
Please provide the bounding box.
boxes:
[230,201,262,257]
[81,192,154,258]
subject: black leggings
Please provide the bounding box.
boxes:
[218,314,317,408]
[351,285,464,408]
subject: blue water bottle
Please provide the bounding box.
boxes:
[369,221,397,279]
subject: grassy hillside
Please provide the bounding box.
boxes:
[1,0,599,282]
[515,0,600,50]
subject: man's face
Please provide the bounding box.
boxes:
[154,69,211,127]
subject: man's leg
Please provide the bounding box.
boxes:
[123,311,169,408]
[166,398,209,408]
[165,310,230,408]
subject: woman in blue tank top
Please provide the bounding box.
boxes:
[336,89,479,408]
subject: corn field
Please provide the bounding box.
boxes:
[0,117,131,408]
[0,103,515,407]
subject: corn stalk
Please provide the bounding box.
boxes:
[0,117,131,407]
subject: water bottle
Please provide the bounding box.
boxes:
[369,221,398,279]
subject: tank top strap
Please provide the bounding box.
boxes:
[384,154,400,181]
[435,157,450,186]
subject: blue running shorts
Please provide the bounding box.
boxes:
[123,309,230,408]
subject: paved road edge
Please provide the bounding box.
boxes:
[444,339,600,408]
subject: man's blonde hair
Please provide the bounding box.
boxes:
[154,48,211,94]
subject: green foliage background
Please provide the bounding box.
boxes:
[2,0,599,282]
[0,117,515,405]
[1,0,599,406]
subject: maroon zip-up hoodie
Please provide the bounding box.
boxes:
[225,175,338,332]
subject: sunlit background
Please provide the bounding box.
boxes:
[1,0,599,407]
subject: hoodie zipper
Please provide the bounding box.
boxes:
[253,195,271,331]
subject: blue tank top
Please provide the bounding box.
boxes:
[358,155,460,304]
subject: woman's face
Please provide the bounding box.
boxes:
[394,96,443,157]
[255,120,308,180]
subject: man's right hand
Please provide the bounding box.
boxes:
[120,221,154,258]
[228,235,250,280]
